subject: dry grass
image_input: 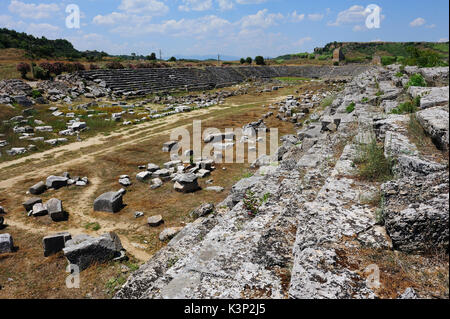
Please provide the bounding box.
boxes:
[336,244,449,299]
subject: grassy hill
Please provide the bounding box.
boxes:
[276,41,449,66]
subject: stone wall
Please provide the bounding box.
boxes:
[78,65,370,95]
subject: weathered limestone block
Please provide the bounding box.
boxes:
[29,181,47,195]
[416,107,449,151]
[63,232,125,271]
[173,173,200,193]
[45,175,68,189]
[382,171,449,253]
[93,190,124,213]
[46,198,65,221]
[23,197,42,212]
[43,232,72,257]
[0,233,14,253]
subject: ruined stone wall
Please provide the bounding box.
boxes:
[78,65,370,95]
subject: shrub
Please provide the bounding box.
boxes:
[333,61,339,66]
[381,56,396,66]
[31,90,42,98]
[346,102,355,113]
[406,73,427,88]
[72,62,85,71]
[240,58,246,64]
[52,62,65,75]
[64,63,76,73]
[168,56,177,62]
[136,63,152,69]
[246,57,253,64]
[127,63,136,69]
[106,61,124,69]
[391,101,417,114]
[89,64,99,70]
[39,62,54,74]
[255,56,265,65]
[16,62,31,78]
[33,66,49,80]
[308,54,316,59]
[354,139,394,182]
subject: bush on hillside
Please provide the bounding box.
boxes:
[106,61,124,69]
[16,62,31,78]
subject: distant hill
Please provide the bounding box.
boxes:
[275,41,449,66]
[314,41,448,58]
[0,28,108,60]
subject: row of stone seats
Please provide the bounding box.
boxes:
[79,65,370,95]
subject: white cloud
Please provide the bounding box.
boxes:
[308,13,324,21]
[295,36,312,46]
[8,0,60,20]
[235,0,267,4]
[0,14,25,29]
[328,5,370,26]
[217,0,234,11]
[118,0,169,15]
[93,12,130,26]
[410,17,425,27]
[290,11,305,22]
[179,0,213,12]
[438,38,449,43]
[239,9,283,29]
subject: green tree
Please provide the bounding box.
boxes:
[255,56,265,65]
[147,52,157,61]
[246,57,253,64]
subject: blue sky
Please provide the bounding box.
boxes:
[1,0,448,58]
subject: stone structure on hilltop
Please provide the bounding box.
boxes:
[333,48,345,63]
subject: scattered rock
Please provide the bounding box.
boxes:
[63,232,126,271]
[0,234,14,253]
[93,190,124,213]
[148,215,164,227]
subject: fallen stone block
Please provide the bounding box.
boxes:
[23,197,42,212]
[45,175,68,189]
[43,232,72,257]
[136,171,151,182]
[93,190,124,213]
[32,203,48,217]
[174,173,200,193]
[0,234,14,253]
[46,198,65,221]
[63,232,126,271]
[29,181,47,195]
